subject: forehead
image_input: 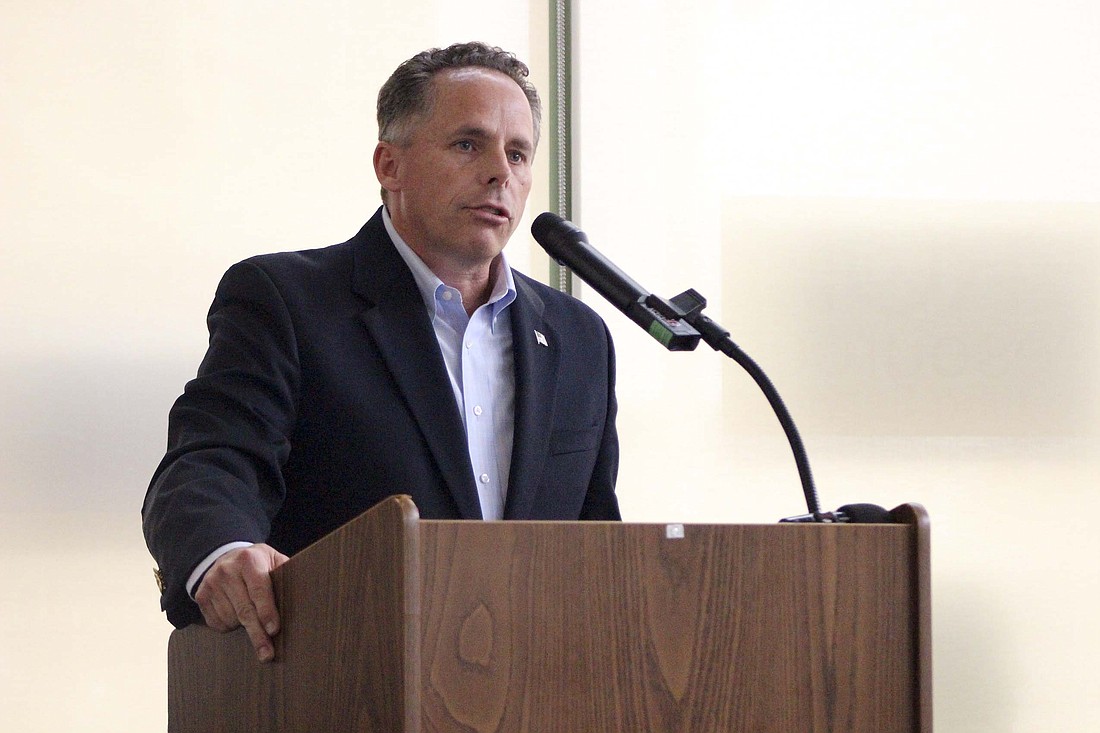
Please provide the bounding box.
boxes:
[424,68,534,135]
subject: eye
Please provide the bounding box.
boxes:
[454,140,474,152]
[509,150,528,164]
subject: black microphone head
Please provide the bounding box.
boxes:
[531,212,587,260]
[837,503,892,523]
[529,211,662,325]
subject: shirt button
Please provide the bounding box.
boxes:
[479,473,490,484]
[473,405,483,416]
[441,290,453,301]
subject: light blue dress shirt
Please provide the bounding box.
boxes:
[383,207,517,520]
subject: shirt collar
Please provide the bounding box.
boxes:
[382,205,517,323]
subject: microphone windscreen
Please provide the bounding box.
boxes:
[837,503,892,523]
[531,212,582,257]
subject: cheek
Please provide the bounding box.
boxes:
[420,177,455,208]
[513,170,533,196]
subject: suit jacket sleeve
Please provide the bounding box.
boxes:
[142,259,301,627]
[578,320,621,520]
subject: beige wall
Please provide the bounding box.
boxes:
[0,3,546,730]
[573,2,1100,731]
[1,1,1098,731]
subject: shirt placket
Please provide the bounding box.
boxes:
[461,310,502,519]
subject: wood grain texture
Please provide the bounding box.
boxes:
[892,502,933,732]
[417,519,919,733]
[168,495,420,733]
[168,500,929,732]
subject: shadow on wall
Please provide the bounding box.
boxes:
[0,354,193,514]
[719,198,1100,440]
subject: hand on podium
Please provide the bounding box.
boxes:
[194,544,290,662]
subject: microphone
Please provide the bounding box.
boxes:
[533,212,887,524]
[779,503,892,524]
[531,212,702,351]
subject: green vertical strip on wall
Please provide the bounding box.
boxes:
[548,0,574,294]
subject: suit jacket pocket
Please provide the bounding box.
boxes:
[548,425,600,456]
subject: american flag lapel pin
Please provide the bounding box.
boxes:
[534,330,548,347]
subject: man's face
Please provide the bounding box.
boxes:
[376,68,536,276]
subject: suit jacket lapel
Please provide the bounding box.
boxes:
[349,212,482,519]
[504,275,561,519]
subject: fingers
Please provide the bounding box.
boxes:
[243,568,280,638]
[231,588,276,663]
[195,544,289,662]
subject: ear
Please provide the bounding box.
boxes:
[373,142,402,195]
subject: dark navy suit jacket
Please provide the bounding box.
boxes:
[142,208,620,627]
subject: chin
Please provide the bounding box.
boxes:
[472,241,508,260]
[462,230,510,255]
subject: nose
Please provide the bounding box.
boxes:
[481,146,511,187]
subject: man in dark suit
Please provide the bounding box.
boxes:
[142,42,620,662]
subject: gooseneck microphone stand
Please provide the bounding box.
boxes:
[641,289,826,521]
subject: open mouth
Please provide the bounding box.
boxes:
[470,204,509,220]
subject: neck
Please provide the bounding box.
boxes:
[383,204,504,315]
[441,256,499,315]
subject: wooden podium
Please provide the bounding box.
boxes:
[168,496,931,732]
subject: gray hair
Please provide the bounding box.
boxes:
[377,41,542,148]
